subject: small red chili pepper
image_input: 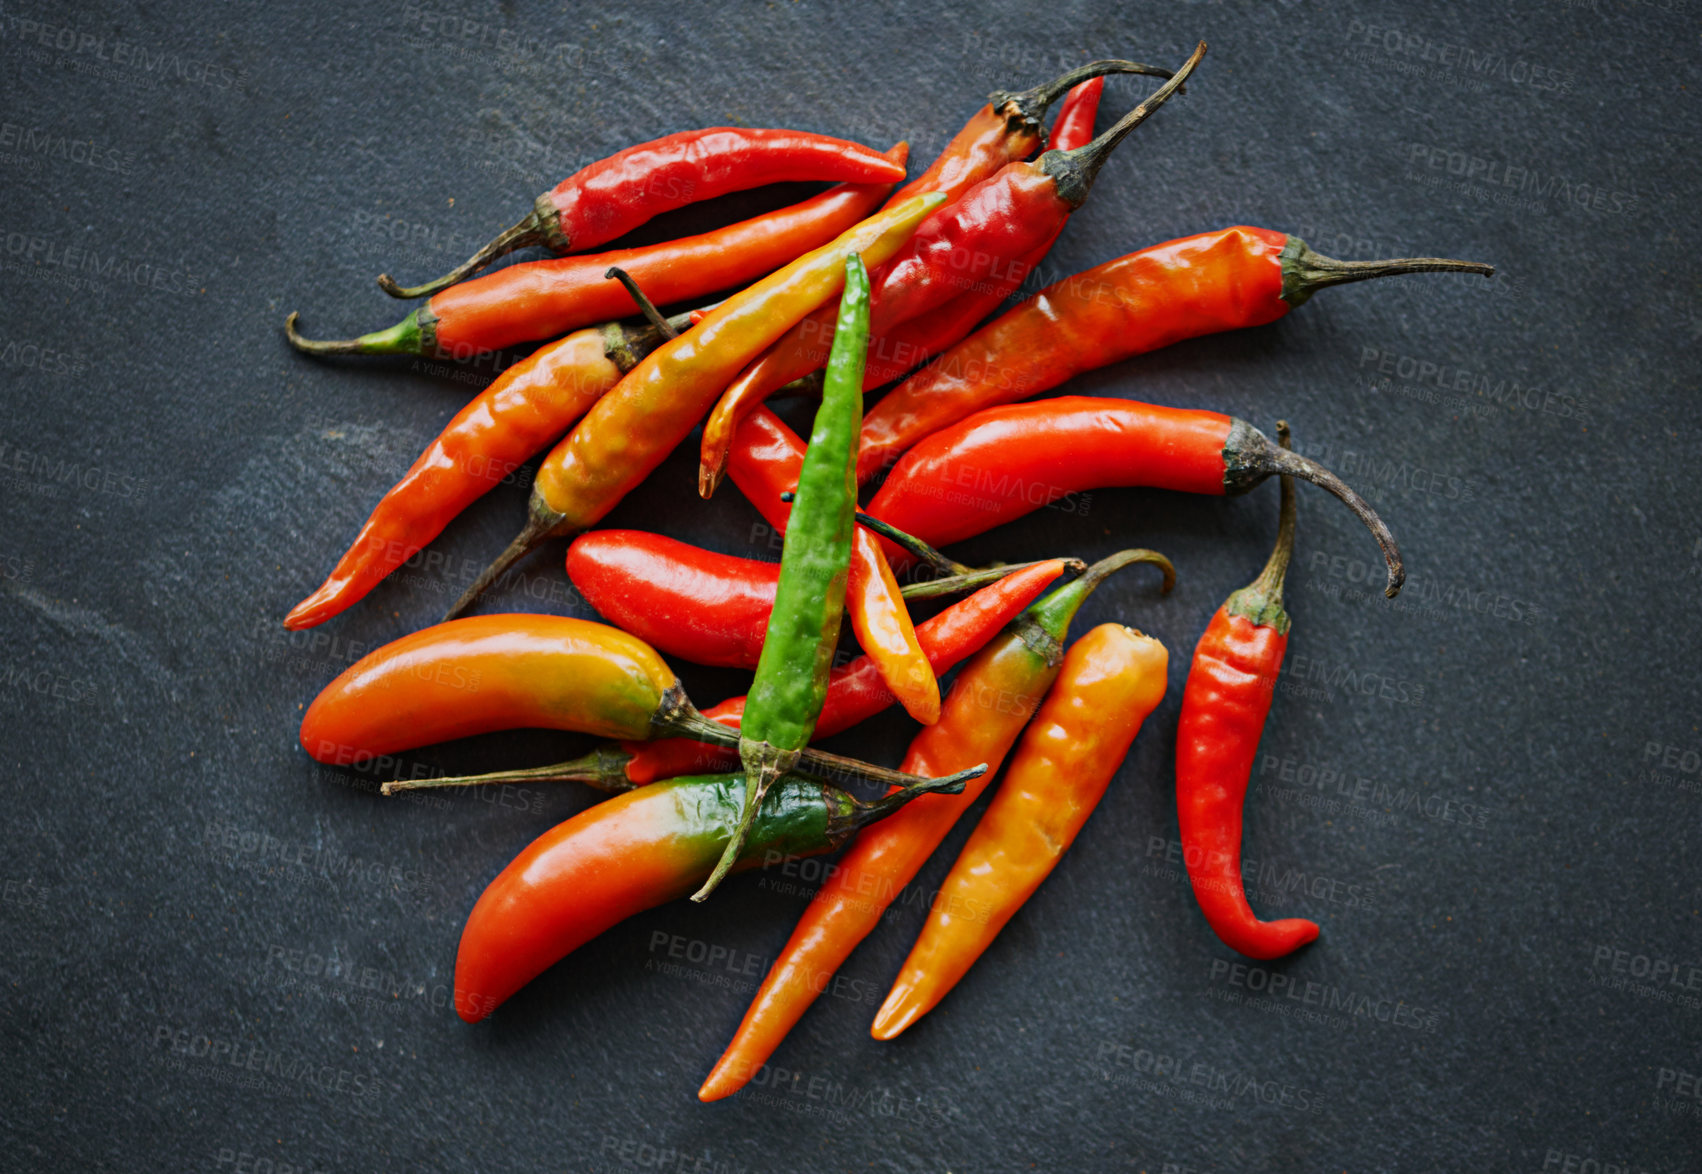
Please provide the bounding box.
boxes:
[696,44,1206,495]
[774,73,1109,400]
[1176,423,1320,959]
[856,226,1494,478]
[284,312,690,630]
[565,529,1059,671]
[284,148,905,361]
[865,395,1405,596]
[453,770,967,1022]
[376,128,908,299]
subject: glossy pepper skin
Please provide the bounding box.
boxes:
[443,192,947,621]
[856,227,1495,479]
[751,76,1107,409]
[871,622,1169,1039]
[301,614,979,796]
[727,407,939,724]
[453,769,966,1023]
[565,529,1047,671]
[697,548,1173,1101]
[695,45,1205,494]
[285,315,687,631]
[866,395,1405,597]
[697,255,875,901]
[391,558,1077,798]
[1176,428,1317,959]
[286,147,905,361]
[379,128,907,300]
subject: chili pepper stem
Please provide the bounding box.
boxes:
[443,504,564,621]
[899,557,1086,601]
[376,205,551,299]
[284,309,427,357]
[989,59,1177,132]
[1280,237,1495,308]
[605,266,680,339]
[778,492,974,578]
[1226,422,1297,632]
[843,772,979,828]
[1223,420,1403,598]
[1040,41,1206,208]
[694,742,796,901]
[380,745,637,796]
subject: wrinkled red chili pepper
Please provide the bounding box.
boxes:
[1176,423,1320,959]
[697,43,1206,495]
[285,149,904,360]
[376,128,907,299]
[856,226,1494,478]
[866,395,1405,596]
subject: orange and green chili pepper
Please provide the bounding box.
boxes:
[871,621,1169,1038]
[697,547,1173,1101]
[453,768,967,1023]
[1175,423,1320,960]
[696,254,881,901]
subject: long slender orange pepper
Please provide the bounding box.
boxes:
[383,558,1076,799]
[856,227,1494,480]
[1176,425,1320,959]
[727,406,940,724]
[442,192,947,619]
[696,45,1204,494]
[283,147,905,361]
[284,312,690,630]
[697,548,1173,1102]
[871,622,1168,1039]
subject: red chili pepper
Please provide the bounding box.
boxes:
[285,148,904,360]
[791,73,1108,398]
[284,314,689,630]
[1176,423,1319,959]
[377,129,908,299]
[865,395,1405,596]
[696,45,1206,495]
[617,556,1075,784]
[856,226,1494,479]
[565,529,1059,671]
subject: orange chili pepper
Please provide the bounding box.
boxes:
[871,622,1169,1039]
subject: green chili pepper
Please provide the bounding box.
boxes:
[694,254,873,901]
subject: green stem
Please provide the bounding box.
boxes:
[898,557,1086,601]
[380,745,637,796]
[1279,237,1494,308]
[1226,422,1297,632]
[284,309,428,357]
[376,206,550,300]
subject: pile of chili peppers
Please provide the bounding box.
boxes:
[283,45,1493,1098]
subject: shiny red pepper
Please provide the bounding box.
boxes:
[377,128,908,299]
[866,395,1405,597]
[1176,424,1319,959]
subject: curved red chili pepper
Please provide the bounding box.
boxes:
[866,395,1405,596]
[856,227,1494,479]
[377,129,908,299]
[696,45,1207,495]
[1176,424,1318,959]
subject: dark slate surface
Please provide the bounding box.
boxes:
[1,1,1696,1170]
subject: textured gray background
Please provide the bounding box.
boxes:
[1,1,1697,1170]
